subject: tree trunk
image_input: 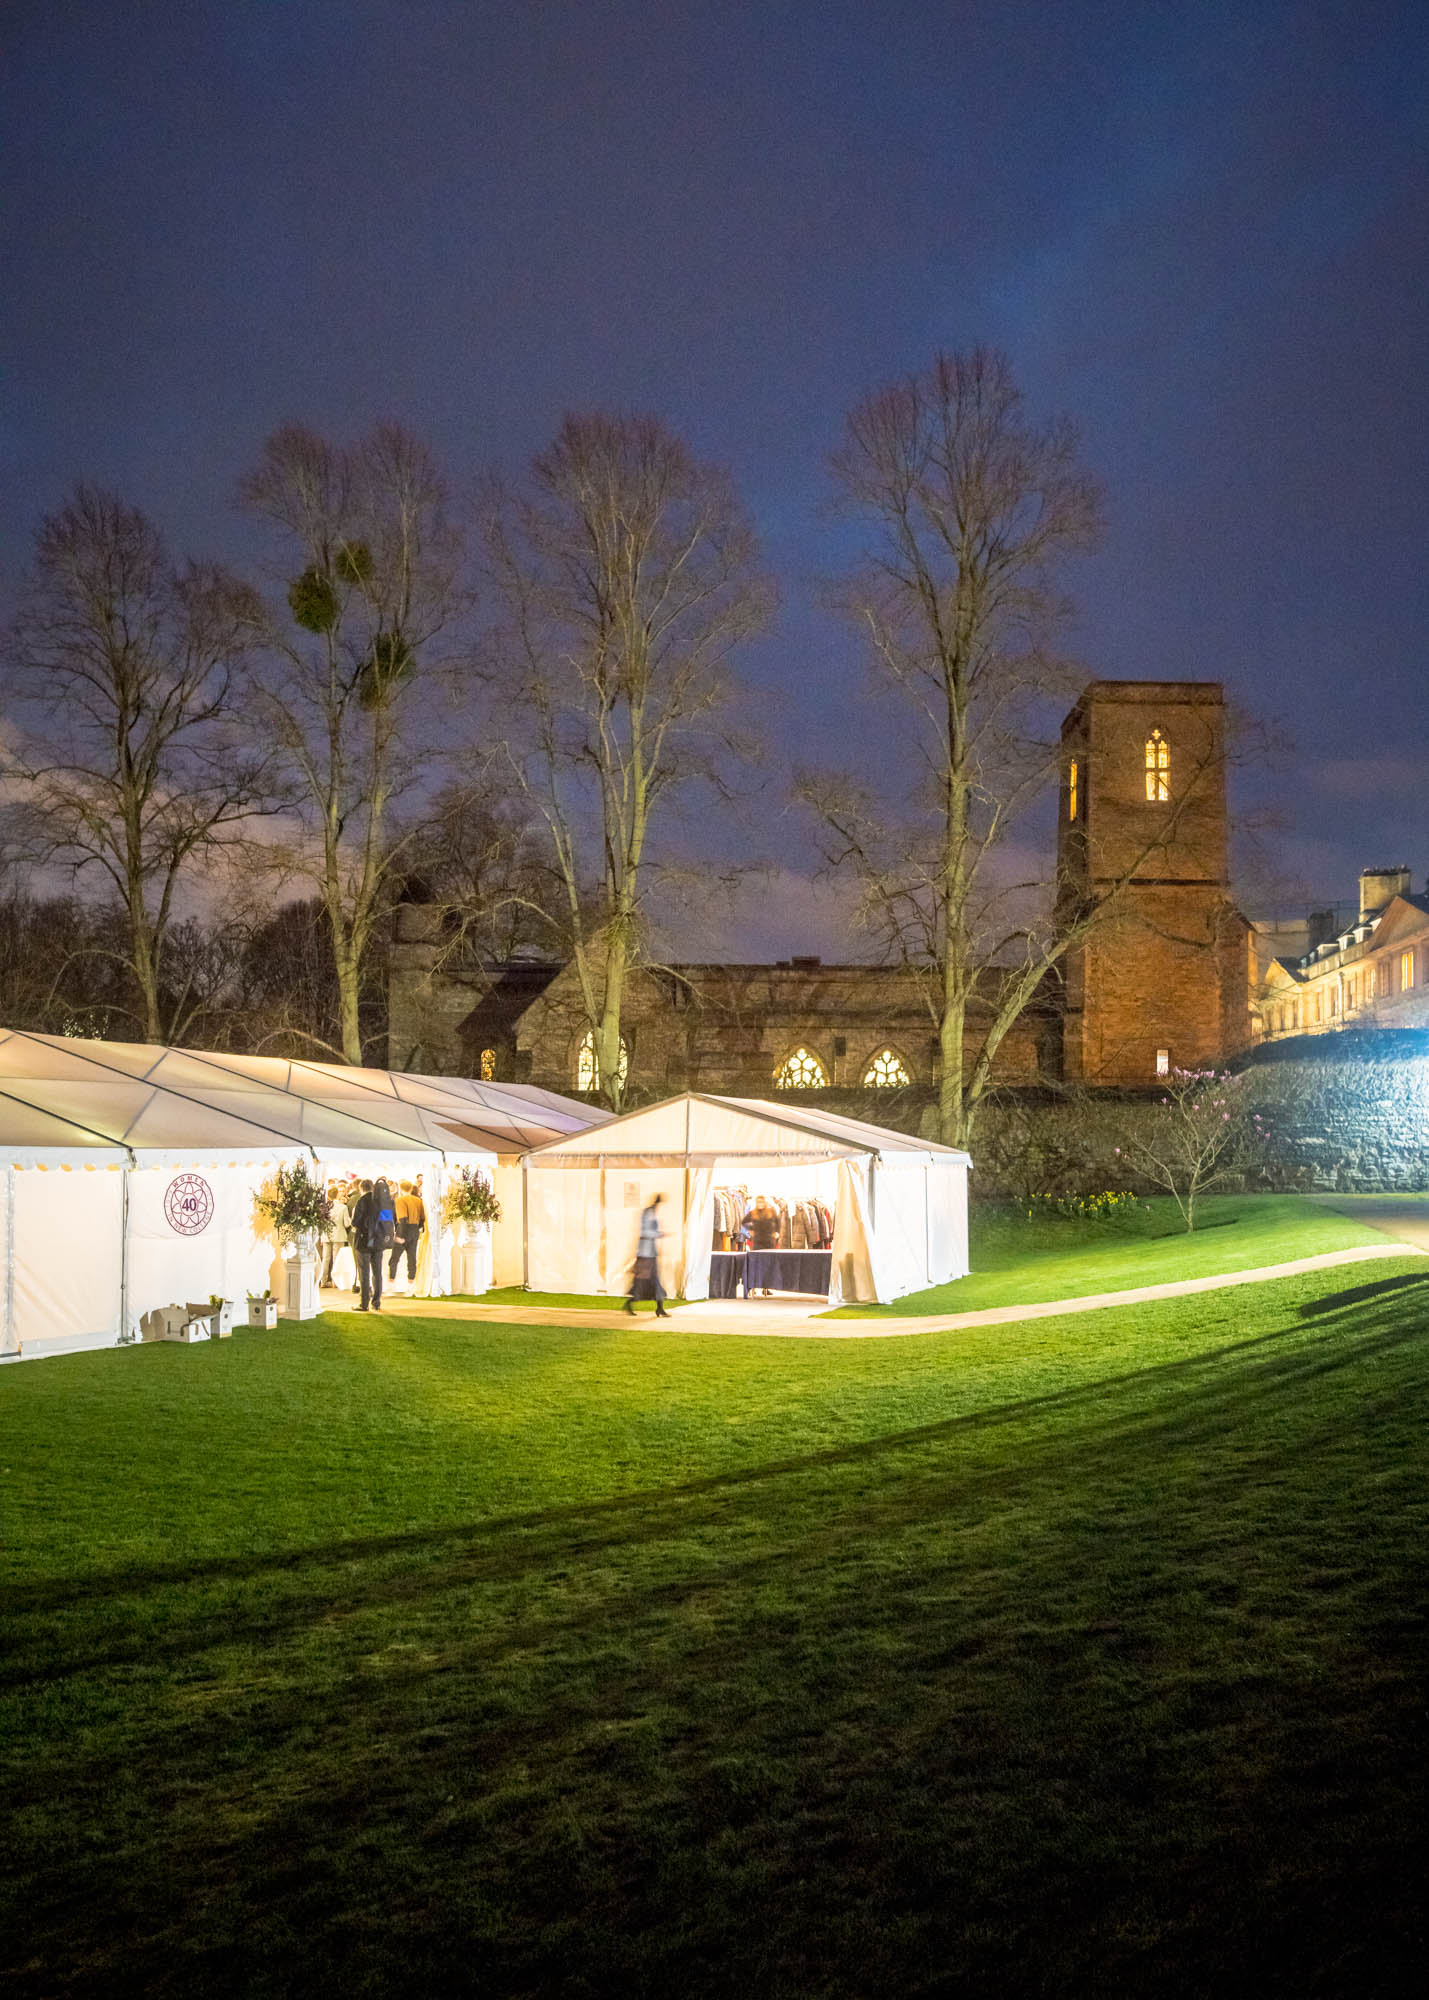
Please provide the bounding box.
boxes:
[596,928,628,1111]
[333,928,363,1064]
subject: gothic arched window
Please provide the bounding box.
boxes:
[576,1030,628,1093]
[1068,758,1079,821]
[479,1048,496,1081]
[1144,729,1169,802]
[774,1046,828,1089]
[862,1047,911,1087]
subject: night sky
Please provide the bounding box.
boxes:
[4,0,1427,958]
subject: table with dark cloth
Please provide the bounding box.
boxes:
[745,1249,832,1296]
[708,1251,746,1298]
[707,1249,833,1298]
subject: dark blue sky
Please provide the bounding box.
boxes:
[4,0,1427,953]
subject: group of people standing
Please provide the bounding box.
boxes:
[320,1176,427,1312]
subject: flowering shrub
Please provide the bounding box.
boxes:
[443,1166,501,1228]
[1111,1068,1267,1231]
[253,1161,331,1246]
[1024,1190,1144,1224]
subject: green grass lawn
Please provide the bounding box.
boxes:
[824,1192,1399,1316]
[4,1263,1429,1995]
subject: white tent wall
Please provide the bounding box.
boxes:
[490,1166,526,1287]
[829,1157,880,1304]
[9,1165,125,1356]
[125,1160,291,1332]
[606,1167,689,1295]
[927,1159,970,1287]
[868,1157,933,1301]
[681,1164,714,1302]
[524,1165,606,1293]
[524,1163,690,1296]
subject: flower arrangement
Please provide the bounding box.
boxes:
[253,1162,331,1247]
[1024,1190,1144,1224]
[443,1166,501,1228]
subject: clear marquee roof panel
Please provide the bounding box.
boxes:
[0,1030,607,1163]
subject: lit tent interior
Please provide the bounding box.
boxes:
[0,1030,608,1359]
[519,1093,971,1305]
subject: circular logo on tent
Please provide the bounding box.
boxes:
[164,1173,214,1236]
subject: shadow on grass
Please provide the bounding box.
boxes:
[6,1279,1428,1690]
[1296,1270,1429,1315]
[5,1270,1429,1999]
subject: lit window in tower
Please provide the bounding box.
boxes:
[1144,730,1169,802]
[1068,758,1078,821]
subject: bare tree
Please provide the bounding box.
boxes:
[813,349,1250,1147]
[484,413,772,1107]
[241,423,463,1063]
[2,486,270,1042]
[805,349,1106,1147]
[1112,1067,1267,1230]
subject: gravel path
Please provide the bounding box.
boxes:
[363,1240,1426,1341]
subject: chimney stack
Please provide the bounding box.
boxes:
[1358,866,1412,922]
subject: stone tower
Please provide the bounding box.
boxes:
[1057,679,1247,1084]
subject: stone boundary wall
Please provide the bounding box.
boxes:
[620,1043,1429,1198]
[969,1057,1429,1200]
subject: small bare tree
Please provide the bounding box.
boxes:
[1113,1068,1267,1230]
[483,413,772,1107]
[812,348,1192,1148]
[2,487,271,1042]
[241,423,463,1063]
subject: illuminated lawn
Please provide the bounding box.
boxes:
[825,1193,1394,1316]
[4,1264,1429,1995]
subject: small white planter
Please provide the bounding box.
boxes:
[246,1298,279,1330]
[189,1299,236,1339]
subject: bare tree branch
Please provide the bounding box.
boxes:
[481,413,773,1106]
[239,423,465,1062]
[1,486,277,1041]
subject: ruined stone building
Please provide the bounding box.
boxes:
[389,677,1255,1095]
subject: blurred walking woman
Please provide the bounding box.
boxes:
[626,1193,671,1318]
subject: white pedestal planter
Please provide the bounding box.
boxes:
[450,1223,492,1297]
[280,1238,318,1320]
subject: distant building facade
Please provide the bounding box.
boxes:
[390,677,1264,1095]
[1253,867,1429,1044]
[387,943,1059,1097]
